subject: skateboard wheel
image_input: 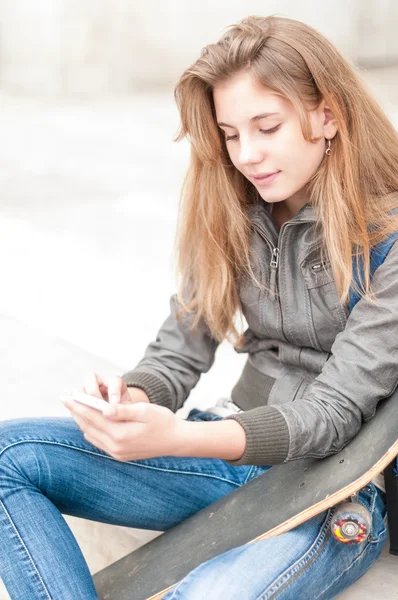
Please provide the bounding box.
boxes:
[331,502,371,544]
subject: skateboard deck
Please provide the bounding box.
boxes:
[93,390,398,600]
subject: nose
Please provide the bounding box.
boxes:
[238,137,263,166]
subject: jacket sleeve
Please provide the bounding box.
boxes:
[224,240,398,466]
[121,293,219,413]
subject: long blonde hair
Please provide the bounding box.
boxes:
[172,15,398,348]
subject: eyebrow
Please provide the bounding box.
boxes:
[217,112,280,128]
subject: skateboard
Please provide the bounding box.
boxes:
[93,390,398,600]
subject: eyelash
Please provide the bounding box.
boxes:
[225,125,281,142]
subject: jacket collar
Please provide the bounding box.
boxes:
[248,199,317,224]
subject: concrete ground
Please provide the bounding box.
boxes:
[0,66,397,598]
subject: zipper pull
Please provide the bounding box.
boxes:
[270,247,280,268]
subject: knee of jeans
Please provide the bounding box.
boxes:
[0,425,41,489]
[164,565,240,600]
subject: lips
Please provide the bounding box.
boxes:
[251,171,281,186]
[251,171,280,180]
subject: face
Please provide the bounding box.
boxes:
[213,71,337,214]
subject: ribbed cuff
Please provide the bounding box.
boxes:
[223,406,290,466]
[121,371,174,410]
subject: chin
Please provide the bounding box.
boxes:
[257,192,287,203]
[258,184,301,204]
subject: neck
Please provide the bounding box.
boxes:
[282,186,311,218]
[261,185,311,219]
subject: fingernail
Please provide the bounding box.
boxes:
[110,395,119,404]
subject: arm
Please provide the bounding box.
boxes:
[121,293,219,413]
[175,419,247,461]
[223,241,398,466]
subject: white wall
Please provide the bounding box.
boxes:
[0,0,396,96]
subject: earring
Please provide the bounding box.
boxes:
[325,139,331,156]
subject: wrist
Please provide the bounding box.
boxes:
[174,418,246,461]
[127,387,150,403]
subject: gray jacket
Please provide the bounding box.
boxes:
[121,200,398,466]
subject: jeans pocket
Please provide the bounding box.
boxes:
[357,483,388,544]
[245,464,273,482]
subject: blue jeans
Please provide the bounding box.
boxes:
[0,409,388,600]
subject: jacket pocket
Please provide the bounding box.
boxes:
[300,255,348,351]
[302,257,334,289]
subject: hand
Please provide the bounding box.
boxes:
[63,396,184,461]
[78,371,150,405]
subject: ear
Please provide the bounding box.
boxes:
[322,102,338,139]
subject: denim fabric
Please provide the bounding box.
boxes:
[0,409,387,600]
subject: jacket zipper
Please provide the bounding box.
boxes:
[252,218,313,295]
[270,247,280,268]
[251,218,314,340]
[250,219,279,297]
[269,248,280,299]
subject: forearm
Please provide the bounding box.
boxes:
[175,419,247,461]
[127,387,151,403]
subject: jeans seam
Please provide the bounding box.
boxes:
[0,439,243,488]
[243,465,258,484]
[33,449,42,490]
[255,509,334,600]
[166,581,182,600]
[0,498,52,600]
[358,485,387,543]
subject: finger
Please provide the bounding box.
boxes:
[95,374,110,401]
[69,411,90,433]
[79,374,108,396]
[103,401,151,422]
[73,413,103,443]
[83,372,106,399]
[82,431,107,452]
[107,374,125,405]
[64,398,111,432]
[79,424,109,454]
[68,407,119,454]
[96,374,110,400]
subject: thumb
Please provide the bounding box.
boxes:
[103,401,150,422]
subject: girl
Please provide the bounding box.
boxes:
[1,15,398,600]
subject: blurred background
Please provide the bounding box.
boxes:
[0,1,397,598]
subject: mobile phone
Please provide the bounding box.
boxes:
[61,390,110,412]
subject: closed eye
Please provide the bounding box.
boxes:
[225,124,281,142]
